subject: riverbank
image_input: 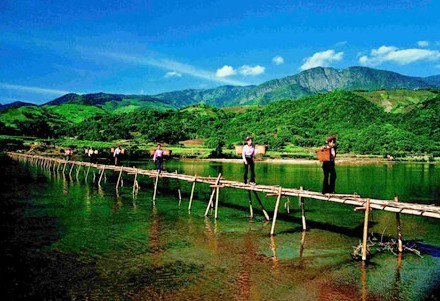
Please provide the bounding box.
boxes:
[1,135,438,164]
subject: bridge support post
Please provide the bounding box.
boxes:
[252,191,270,221]
[132,168,138,195]
[152,170,159,205]
[98,168,105,186]
[270,187,283,236]
[204,174,222,217]
[395,196,403,253]
[362,198,371,261]
[300,186,306,231]
[248,191,254,218]
[188,175,197,212]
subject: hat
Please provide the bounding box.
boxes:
[326,135,336,143]
[245,136,252,141]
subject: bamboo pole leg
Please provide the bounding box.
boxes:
[116,167,123,190]
[176,172,182,206]
[204,174,222,217]
[178,187,182,206]
[394,196,403,253]
[85,165,91,182]
[362,198,371,261]
[270,187,283,236]
[188,175,197,212]
[248,190,254,218]
[253,191,270,221]
[214,187,220,219]
[98,169,105,186]
[69,163,75,177]
[152,170,159,205]
[76,165,81,181]
[62,162,67,174]
[132,170,138,195]
[204,187,217,216]
[300,186,307,231]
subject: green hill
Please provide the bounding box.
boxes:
[45,104,108,123]
[65,91,439,156]
[46,92,176,112]
[354,90,438,113]
[39,66,440,109]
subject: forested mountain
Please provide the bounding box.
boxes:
[45,92,176,112]
[64,91,439,156]
[32,66,440,109]
[1,67,439,156]
[231,66,435,105]
[153,85,256,107]
[424,75,440,87]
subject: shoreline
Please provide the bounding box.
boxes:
[4,150,437,165]
[191,157,438,165]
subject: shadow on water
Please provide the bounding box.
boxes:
[0,156,102,299]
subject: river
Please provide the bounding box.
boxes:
[1,156,439,300]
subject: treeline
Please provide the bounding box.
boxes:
[64,91,439,156]
[2,90,439,156]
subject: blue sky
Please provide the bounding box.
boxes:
[1,0,439,105]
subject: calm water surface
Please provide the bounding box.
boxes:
[2,158,439,300]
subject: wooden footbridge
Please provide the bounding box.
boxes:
[8,152,440,261]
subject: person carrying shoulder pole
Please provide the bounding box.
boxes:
[153,143,164,172]
[322,135,337,194]
[242,136,258,185]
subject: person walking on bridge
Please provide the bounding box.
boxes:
[242,136,257,185]
[322,135,337,194]
[113,144,122,166]
[153,143,164,172]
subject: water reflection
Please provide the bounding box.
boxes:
[7,159,440,300]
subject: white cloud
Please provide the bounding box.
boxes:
[95,50,248,86]
[272,55,284,65]
[359,45,440,66]
[0,83,72,95]
[418,40,429,47]
[164,71,182,78]
[239,65,265,76]
[215,65,236,78]
[300,50,344,71]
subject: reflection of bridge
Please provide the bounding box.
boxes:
[8,152,440,261]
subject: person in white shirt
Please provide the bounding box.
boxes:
[242,136,257,185]
[113,144,121,166]
[153,143,164,171]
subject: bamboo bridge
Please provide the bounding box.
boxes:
[7,152,440,261]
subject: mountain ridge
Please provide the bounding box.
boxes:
[5,66,439,110]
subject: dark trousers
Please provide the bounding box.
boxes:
[156,157,163,171]
[322,161,336,193]
[243,157,255,183]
